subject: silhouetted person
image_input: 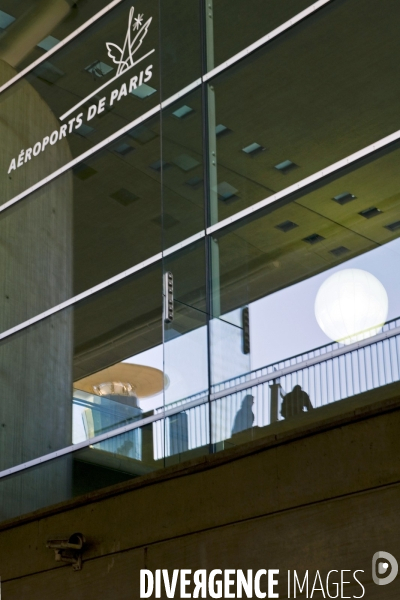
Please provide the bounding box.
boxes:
[280,385,313,419]
[232,394,254,435]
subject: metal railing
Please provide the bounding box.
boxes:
[4,318,399,478]
[153,317,400,453]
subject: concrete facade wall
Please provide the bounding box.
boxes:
[0,59,73,520]
[1,390,400,599]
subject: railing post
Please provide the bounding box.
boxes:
[269,380,280,423]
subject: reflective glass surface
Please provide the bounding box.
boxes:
[163,239,208,410]
[0,0,204,208]
[210,0,316,71]
[0,0,113,83]
[0,261,162,474]
[0,401,211,521]
[1,0,160,204]
[209,142,400,446]
[3,125,400,478]
[161,87,204,249]
[3,0,400,527]
[159,0,202,99]
[0,114,162,332]
[0,85,207,332]
[207,0,400,224]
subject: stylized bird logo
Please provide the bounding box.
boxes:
[106,7,152,76]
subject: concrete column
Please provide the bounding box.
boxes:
[0,60,73,519]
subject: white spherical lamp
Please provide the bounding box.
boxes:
[314,269,388,345]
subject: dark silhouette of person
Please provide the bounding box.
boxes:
[280,385,313,419]
[231,394,255,435]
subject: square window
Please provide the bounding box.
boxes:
[33,61,64,84]
[128,126,158,144]
[274,159,298,174]
[152,214,179,229]
[303,233,325,244]
[0,10,15,29]
[75,124,94,137]
[217,182,239,202]
[216,124,231,136]
[332,192,356,205]
[185,176,203,188]
[330,246,349,257]
[242,142,265,156]
[385,220,400,232]
[85,61,113,78]
[110,188,140,206]
[114,143,134,156]
[172,105,194,118]
[150,160,171,171]
[131,84,157,99]
[37,36,60,51]
[173,154,201,172]
[73,164,97,180]
[359,207,382,219]
[275,220,298,233]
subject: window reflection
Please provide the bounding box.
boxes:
[208,0,400,224]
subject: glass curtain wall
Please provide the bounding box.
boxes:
[206,0,400,447]
[1,0,400,521]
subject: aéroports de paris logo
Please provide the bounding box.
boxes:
[106,7,152,76]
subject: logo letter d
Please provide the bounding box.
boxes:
[372,551,398,585]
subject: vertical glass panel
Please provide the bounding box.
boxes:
[207,0,400,225]
[1,0,160,201]
[209,143,400,443]
[0,399,210,522]
[163,239,208,408]
[162,237,209,464]
[0,454,73,522]
[0,113,162,332]
[74,421,162,495]
[166,237,207,313]
[0,418,164,521]
[209,0,316,71]
[161,87,204,250]
[210,313,250,387]
[209,224,251,387]
[73,262,164,444]
[159,0,202,99]
[211,393,255,449]
[164,301,208,405]
[72,114,162,294]
[0,0,115,84]
[155,402,210,468]
[0,260,163,482]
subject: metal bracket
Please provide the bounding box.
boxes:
[46,533,85,571]
[242,306,250,354]
[163,271,174,323]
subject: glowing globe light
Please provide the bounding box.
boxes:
[314,268,388,345]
